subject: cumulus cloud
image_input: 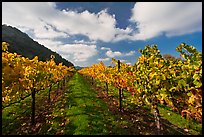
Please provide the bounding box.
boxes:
[105,47,135,58]
[120,59,127,63]
[73,39,96,44]
[56,44,98,62]
[112,27,133,42]
[2,2,65,39]
[101,47,111,50]
[129,2,202,40]
[105,49,135,58]
[125,51,135,56]
[58,9,118,42]
[126,62,132,65]
[101,46,135,58]
[34,38,97,62]
[98,58,110,61]
[33,22,69,39]
[106,50,122,58]
[2,2,131,43]
[119,60,132,65]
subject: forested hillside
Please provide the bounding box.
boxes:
[2,24,74,67]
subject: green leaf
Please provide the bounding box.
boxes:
[161,74,166,80]
[155,79,160,85]
[145,97,151,105]
[193,80,200,86]
[193,74,200,80]
[161,93,167,98]
[187,92,192,96]
[169,87,177,92]
[178,79,187,87]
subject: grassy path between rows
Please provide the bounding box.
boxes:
[61,72,124,135]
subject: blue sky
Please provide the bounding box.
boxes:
[2,2,202,67]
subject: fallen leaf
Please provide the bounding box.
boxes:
[59,123,65,127]
[48,127,52,132]
[149,122,154,127]
[22,123,26,126]
[184,128,189,132]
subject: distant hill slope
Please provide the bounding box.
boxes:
[2,24,74,67]
[74,66,85,70]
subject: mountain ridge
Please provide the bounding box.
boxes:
[2,24,74,67]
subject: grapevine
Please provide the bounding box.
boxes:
[79,43,202,122]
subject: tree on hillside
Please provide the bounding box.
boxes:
[163,54,182,61]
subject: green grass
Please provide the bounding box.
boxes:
[158,105,202,135]
[54,72,129,135]
[2,84,58,135]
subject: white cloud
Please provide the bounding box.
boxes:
[130,2,202,40]
[60,9,117,42]
[120,59,127,63]
[101,46,135,58]
[2,2,131,43]
[105,49,135,58]
[101,47,111,51]
[112,27,133,42]
[56,44,98,62]
[126,62,132,65]
[125,51,135,56]
[119,60,132,65]
[2,2,65,39]
[73,39,96,44]
[33,22,69,39]
[98,58,110,62]
[33,38,63,51]
[34,38,97,62]
[106,50,122,58]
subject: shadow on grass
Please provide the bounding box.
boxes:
[92,84,196,135]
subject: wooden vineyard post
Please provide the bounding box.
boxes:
[121,88,124,98]
[60,80,63,90]
[31,87,36,125]
[152,100,161,135]
[118,60,122,112]
[56,81,59,96]
[154,107,161,135]
[119,88,122,112]
[92,77,94,85]
[106,82,108,95]
[64,77,66,88]
[48,85,52,103]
